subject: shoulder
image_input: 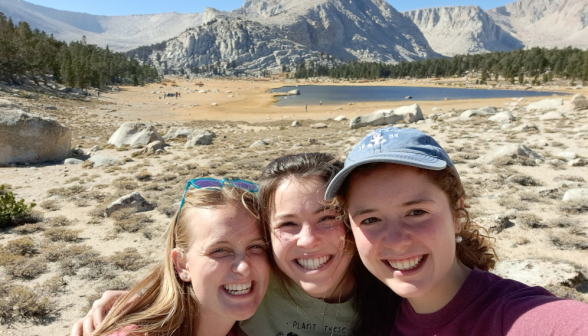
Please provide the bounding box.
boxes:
[505,297,588,335]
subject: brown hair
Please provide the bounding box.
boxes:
[337,163,497,272]
[258,153,399,336]
[92,186,259,336]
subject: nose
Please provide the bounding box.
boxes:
[381,221,412,252]
[232,254,251,277]
[296,223,320,249]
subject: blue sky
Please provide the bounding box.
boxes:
[26,0,512,16]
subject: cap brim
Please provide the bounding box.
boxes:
[324,152,447,200]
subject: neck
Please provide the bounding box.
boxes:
[196,310,235,336]
[313,272,355,304]
[408,259,471,314]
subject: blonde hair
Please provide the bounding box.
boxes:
[93,186,259,336]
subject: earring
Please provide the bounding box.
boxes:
[456,235,463,243]
[184,275,189,280]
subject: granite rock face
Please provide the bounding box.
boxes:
[349,104,424,129]
[404,6,523,56]
[0,110,71,164]
[108,122,165,148]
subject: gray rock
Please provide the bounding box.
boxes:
[538,187,559,197]
[490,215,511,234]
[88,155,124,167]
[0,110,71,164]
[556,152,578,160]
[108,122,165,148]
[493,259,584,287]
[250,140,269,148]
[64,158,83,165]
[142,140,166,154]
[90,145,102,152]
[288,90,300,95]
[488,111,515,122]
[310,123,328,129]
[45,105,57,110]
[0,99,19,109]
[460,106,498,119]
[184,131,214,147]
[164,127,197,140]
[349,104,424,129]
[571,94,588,110]
[562,189,588,202]
[526,99,563,111]
[333,115,347,121]
[503,209,519,219]
[539,111,564,120]
[291,120,302,127]
[477,144,543,164]
[105,192,154,217]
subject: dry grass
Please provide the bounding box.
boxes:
[108,248,147,271]
[516,213,544,229]
[0,281,53,323]
[559,200,588,214]
[47,215,72,227]
[4,257,47,279]
[554,175,586,182]
[135,170,153,181]
[43,227,80,242]
[6,237,36,255]
[498,197,529,210]
[39,199,60,211]
[508,174,541,186]
[13,223,45,234]
[114,213,153,234]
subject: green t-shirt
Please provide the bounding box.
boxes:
[239,274,356,336]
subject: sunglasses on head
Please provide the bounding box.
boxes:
[176,177,260,219]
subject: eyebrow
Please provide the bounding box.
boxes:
[352,199,435,217]
[273,205,333,220]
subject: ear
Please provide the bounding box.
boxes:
[172,248,190,282]
[454,198,465,234]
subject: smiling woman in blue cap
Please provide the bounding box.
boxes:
[325,126,588,336]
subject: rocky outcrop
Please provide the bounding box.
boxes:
[487,0,588,50]
[404,6,523,56]
[0,110,71,164]
[108,122,164,148]
[105,192,154,217]
[526,99,564,111]
[349,104,424,129]
[477,144,543,165]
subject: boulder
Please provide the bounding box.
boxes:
[477,144,543,165]
[288,89,300,95]
[164,127,196,140]
[142,141,166,154]
[539,111,564,120]
[104,192,154,217]
[64,158,83,165]
[493,259,584,287]
[88,155,124,167]
[562,189,588,202]
[108,122,164,148]
[291,120,302,127]
[571,94,588,110]
[556,152,578,160]
[526,99,563,111]
[349,104,423,129]
[0,110,71,164]
[488,111,515,123]
[250,140,269,148]
[334,115,347,121]
[184,131,214,147]
[310,123,328,129]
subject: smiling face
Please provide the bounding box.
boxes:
[270,176,354,301]
[346,164,470,313]
[174,203,270,322]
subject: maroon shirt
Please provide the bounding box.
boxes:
[392,268,588,335]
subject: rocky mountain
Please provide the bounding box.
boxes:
[404,6,524,56]
[487,0,588,50]
[134,16,338,76]
[0,0,203,51]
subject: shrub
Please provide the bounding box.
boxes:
[554,175,585,182]
[0,185,36,229]
[39,276,67,296]
[517,213,544,228]
[0,284,52,323]
[13,223,45,234]
[509,175,541,186]
[43,227,80,242]
[47,215,72,227]
[6,237,36,255]
[550,217,579,228]
[40,199,60,211]
[4,257,47,279]
[108,248,147,271]
[518,191,539,202]
[114,214,151,233]
[559,200,588,214]
[109,208,136,221]
[135,170,152,181]
[498,197,529,210]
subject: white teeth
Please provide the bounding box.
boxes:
[223,282,252,295]
[387,255,424,271]
[296,255,331,270]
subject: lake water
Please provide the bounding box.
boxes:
[272,85,568,106]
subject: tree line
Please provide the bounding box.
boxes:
[0,12,160,89]
[295,47,588,84]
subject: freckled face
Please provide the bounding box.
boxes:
[270,176,354,299]
[346,164,461,300]
[181,204,270,321]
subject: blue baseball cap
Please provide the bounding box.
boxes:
[325,127,455,200]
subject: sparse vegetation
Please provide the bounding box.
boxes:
[559,200,588,214]
[0,282,53,323]
[43,227,80,242]
[108,248,148,271]
[0,185,37,229]
[40,199,61,211]
[517,213,544,229]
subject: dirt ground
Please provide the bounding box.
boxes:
[0,78,587,335]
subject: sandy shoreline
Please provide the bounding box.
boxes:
[106,77,586,124]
